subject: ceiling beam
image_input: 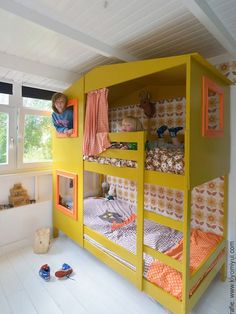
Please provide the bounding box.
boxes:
[182,0,236,58]
[0,0,138,62]
[0,51,79,83]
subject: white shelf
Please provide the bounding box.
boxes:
[0,170,52,205]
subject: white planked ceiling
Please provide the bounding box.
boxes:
[0,0,235,91]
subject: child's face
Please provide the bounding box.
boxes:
[55,97,67,113]
[122,120,135,132]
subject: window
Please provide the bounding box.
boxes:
[0,82,56,173]
[55,170,77,220]
[0,112,8,164]
[0,93,9,105]
[23,114,52,163]
[202,76,224,137]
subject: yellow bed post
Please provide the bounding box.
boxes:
[220,174,228,281]
[181,188,191,314]
[136,131,146,290]
[52,77,85,247]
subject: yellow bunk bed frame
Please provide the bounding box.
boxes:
[53,53,231,314]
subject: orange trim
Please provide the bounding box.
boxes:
[202,76,224,138]
[111,214,137,230]
[55,170,78,220]
[56,98,78,138]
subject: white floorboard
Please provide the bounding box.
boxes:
[0,235,232,314]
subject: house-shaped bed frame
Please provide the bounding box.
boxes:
[53,53,231,314]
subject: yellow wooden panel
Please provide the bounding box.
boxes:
[84,226,137,265]
[188,57,230,188]
[189,253,225,311]
[84,240,137,286]
[144,245,182,272]
[99,149,138,160]
[144,210,183,232]
[52,77,85,246]
[190,240,225,289]
[144,170,186,190]
[85,55,189,92]
[143,279,181,314]
[109,85,186,107]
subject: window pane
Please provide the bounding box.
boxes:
[23,97,52,111]
[23,114,52,163]
[0,93,9,105]
[0,112,8,164]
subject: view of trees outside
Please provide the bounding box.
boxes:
[23,97,51,111]
[24,114,52,163]
[0,112,8,164]
[23,97,52,163]
[0,96,53,166]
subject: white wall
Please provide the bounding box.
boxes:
[0,200,52,255]
[0,172,52,254]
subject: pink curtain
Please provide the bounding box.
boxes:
[83,88,111,156]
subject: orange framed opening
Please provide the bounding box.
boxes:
[56,98,78,138]
[55,170,77,220]
[202,76,224,137]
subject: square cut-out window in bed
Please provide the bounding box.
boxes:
[56,98,78,138]
[202,76,224,137]
[55,170,77,219]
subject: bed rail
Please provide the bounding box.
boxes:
[84,131,146,179]
[144,210,183,232]
[190,239,226,289]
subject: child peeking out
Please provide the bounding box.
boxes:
[121,116,143,150]
[51,92,73,136]
[121,116,143,132]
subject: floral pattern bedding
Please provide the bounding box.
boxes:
[83,147,184,175]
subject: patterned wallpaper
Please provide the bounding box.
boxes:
[207,91,220,131]
[106,95,225,236]
[108,97,186,134]
[107,175,224,236]
[216,61,236,84]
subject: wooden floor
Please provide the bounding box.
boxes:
[0,235,231,314]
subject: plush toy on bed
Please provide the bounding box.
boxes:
[107,184,116,200]
[101,181,110,198]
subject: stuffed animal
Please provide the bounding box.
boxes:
[139,90,156,118]
[107,184,116,200]
[101,181,110,198]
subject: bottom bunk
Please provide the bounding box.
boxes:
[83,197,225,313]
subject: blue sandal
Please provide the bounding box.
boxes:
[157,125,168,138]
[168,127,183,137]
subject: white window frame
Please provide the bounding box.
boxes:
[0,105,16,171]
[0,82,53,173]
[17,107,52,169]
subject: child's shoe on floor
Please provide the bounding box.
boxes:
[55,263,73,278]
[39,264,50,281]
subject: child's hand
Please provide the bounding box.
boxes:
[66,129,74,136]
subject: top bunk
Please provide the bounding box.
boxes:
[83,131,186,190]
[61,53,231,189]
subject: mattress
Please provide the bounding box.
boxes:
[83,146,184,175]
[83,197,183,272]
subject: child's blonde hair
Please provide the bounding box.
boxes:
[122,116,143,131]
[51,92,68,113]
